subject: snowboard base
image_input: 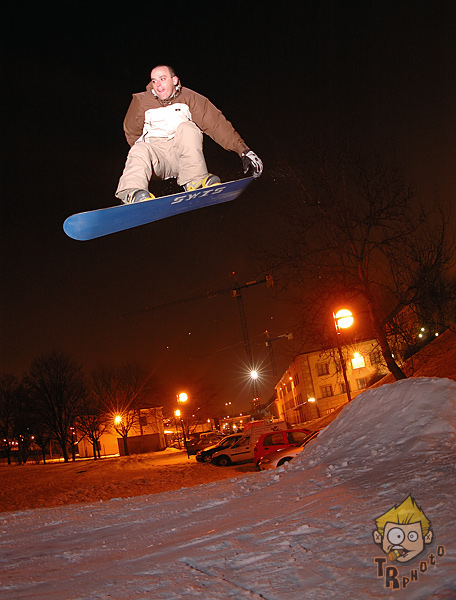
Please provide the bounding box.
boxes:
[64,177,255,241]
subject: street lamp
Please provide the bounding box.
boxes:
[176,394,190,458]
[334,309,354,330]
[173,409,182,449]
[308,396,321,418]
[333,309,354,402]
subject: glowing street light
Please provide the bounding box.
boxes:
[307,396,321,418]
[333,308,354,402]
[172,409,182,449]
[175,395,190,458]
[334,309,354,331]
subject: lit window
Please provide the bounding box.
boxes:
[351,352,365,369]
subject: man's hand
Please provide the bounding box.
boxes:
[242,151,263,178]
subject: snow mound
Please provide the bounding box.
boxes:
[297,377,456,468]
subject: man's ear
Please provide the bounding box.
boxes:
[173,76,179,86]
[425,530,433,544]
[373,530,382,544]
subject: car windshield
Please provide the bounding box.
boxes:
[297,430,319,447]
[219,437,235,448]
[231,435,249,448]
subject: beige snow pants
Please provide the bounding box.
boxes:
[115,121,208,201]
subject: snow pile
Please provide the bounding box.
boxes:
[300,377,456,466]
[1,378,455,600]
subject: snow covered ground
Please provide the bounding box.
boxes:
[1,377,455,599]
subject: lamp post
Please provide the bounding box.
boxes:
[173,410,181,449]
[114,414,129,455]
[308,396,321,418]
[176,393,190,458]
[250,370,261,412]
[333,309,354,402]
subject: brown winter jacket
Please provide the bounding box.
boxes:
[123,83,249,156]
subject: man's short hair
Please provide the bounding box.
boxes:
[374,495,431,536]
[151,65,176,77]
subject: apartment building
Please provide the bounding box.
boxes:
[274,339,388,425]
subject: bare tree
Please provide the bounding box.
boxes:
[91,363,148,456]
[25,351,86,462]
[0,374,19,464]
[269,152,455,380]
[76,391,109,460]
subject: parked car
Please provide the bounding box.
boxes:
[257,430,321,470]
[186,431,225,455]
[253,428,311,468]
[195,433,244,463]
[211,421,290,466]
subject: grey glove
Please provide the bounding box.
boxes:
[242,151,263,178]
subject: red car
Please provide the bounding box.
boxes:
[253,428,311,467]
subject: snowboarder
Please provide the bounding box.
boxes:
[116,65,263,204]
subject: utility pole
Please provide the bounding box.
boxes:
[127,273,274,405]
[230,273,274,406]
[232,285,258,399]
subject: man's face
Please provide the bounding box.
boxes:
[150,66,178,100]
[375,521,432,563]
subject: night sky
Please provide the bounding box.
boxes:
[2,2,455,414]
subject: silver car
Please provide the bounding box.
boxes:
[257,430,320,470]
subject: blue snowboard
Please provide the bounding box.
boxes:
[64,177,255,241]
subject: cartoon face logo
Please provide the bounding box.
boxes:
[373,495,433,563]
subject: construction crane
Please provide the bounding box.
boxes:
[264,330,293,378]
[126,273,274,402]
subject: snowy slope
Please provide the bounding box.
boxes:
[1,378,455,600]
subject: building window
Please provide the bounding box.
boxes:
[339,382,349,394]
[294,373,300,386]
[139,415,148,426]
[317,363,330,376]
[369,349,382,365]
[285,398,295,410]
[357,378,367,390]
[351,352,365,369]
[320,385,333,398]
